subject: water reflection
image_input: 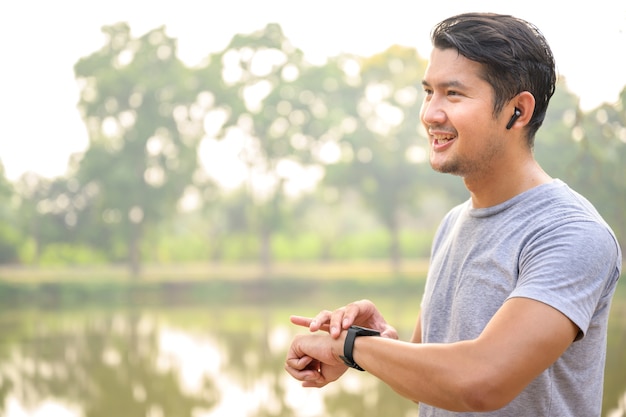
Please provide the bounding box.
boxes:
[0,300,624,417]
[0,312,216,417]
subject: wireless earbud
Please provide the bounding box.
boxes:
[506,108,522,130]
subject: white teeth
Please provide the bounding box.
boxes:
[429,130,455,144]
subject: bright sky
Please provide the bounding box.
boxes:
[1,0,625,181]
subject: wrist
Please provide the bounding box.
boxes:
[332,334,345,364]
[339,325,380,371]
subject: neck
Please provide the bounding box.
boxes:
[464,158,552,209]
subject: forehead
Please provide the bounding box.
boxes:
[422,48,487,89]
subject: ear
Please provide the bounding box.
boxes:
[506,91,535,130]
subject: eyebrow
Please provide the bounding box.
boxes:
[421,79,468,90]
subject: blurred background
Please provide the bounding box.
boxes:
[0,1,625,416]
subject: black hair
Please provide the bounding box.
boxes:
[431,13,557,145]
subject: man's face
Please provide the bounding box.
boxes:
[420,48,508,179]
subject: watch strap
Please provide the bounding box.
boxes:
[339,325,380,371]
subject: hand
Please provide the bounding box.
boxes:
[284,333,348,388]
[290,299,398,339]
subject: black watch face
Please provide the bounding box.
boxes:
[352,326,380,336]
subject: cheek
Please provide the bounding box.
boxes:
[455,111,494,138]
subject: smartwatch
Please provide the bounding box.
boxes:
[339,325,381,371]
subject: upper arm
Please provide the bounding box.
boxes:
[470,296,579,404]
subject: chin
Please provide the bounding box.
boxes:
[430,160,457,175]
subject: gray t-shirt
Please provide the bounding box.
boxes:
[419,180,622,416]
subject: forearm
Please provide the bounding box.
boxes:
[288,299,576,412]
[351,336,512,412]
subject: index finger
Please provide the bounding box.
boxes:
[290,315,330,333]
[290,315,313,327]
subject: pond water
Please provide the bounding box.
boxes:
[1,287,625,417]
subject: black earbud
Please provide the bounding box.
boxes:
[506,108,521,130]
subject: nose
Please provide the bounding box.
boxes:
[420,96,447,127]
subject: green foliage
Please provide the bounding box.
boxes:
[330,230,391,259]
[144,233,208,263]
[16,238,37,264]
[399,230,435,259]
[575,90,626,246]
[3,23,625,270]
[0,162,19,263]
[219,233,260,262]
[0,224,19,263]
[72,23,205,275]
[271,233,324,260]
[324,46,431,270]
[535,78,585,181]
[38,243,107,266]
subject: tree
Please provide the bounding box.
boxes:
[0,162,20,263]
[203,23,354,276]
[576,87,626,251]
[325,46,430,274]
[73,23,205,276]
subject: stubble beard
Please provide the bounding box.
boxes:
[429,138,503,178]
[429,150,465,176]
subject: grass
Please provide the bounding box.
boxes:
[0,259,430,283]
[0,260,430,309]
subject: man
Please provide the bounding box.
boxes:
[284,13,622,416]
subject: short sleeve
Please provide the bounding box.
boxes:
[508,219,620,339]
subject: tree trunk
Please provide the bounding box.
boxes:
[129,223,142,278]
[260,227,272,279]
[33,216,41,265]
[389,212,402,279]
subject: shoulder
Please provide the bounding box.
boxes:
[528,181,619,251]
[432,199,470,242]
[520,181,620,261]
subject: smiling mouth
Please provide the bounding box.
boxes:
[434,137,454,145]
[431,133,456,146]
